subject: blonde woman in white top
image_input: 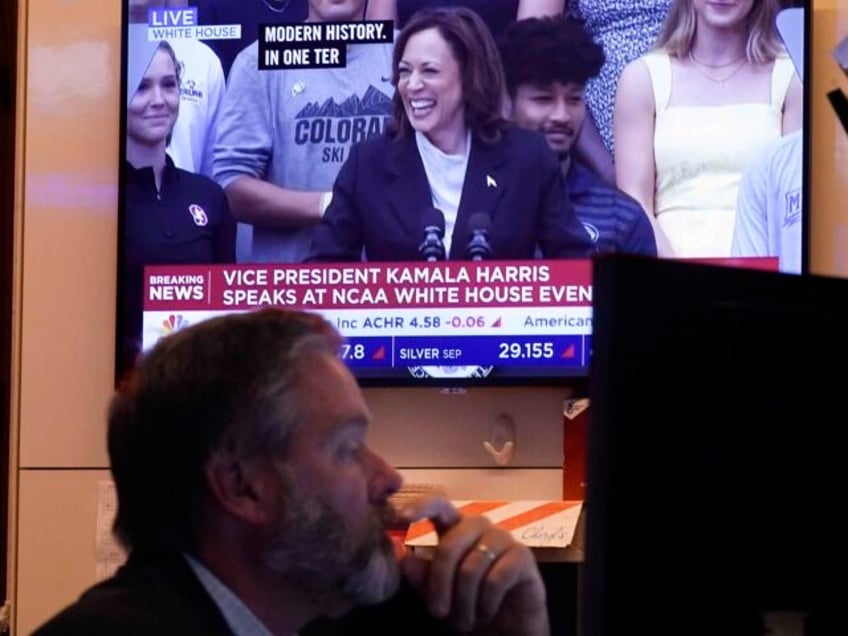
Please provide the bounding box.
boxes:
[614,0,802,258]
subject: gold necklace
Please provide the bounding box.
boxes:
[688,52,747,86]
[689,51,747,68]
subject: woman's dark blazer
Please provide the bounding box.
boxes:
[308,126,593,262]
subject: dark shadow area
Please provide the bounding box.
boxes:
[585,254,848,636]
[0,0,17,606]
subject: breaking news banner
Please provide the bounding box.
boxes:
[144,260,593,311]
[140,258,776,373]
[258,20,394,70]
[142,260,595,371]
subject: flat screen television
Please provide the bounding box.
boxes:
[585,254,848,635]
[116,1,810,386]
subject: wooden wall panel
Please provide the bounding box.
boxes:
[810,1,848,276]
[17,0,121,469]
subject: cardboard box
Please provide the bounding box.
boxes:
[405,500,584,562]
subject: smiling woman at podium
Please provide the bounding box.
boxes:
[308,6,593,263]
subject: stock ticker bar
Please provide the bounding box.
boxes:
[335,334,590,368]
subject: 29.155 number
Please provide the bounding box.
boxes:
[497,342,554,359]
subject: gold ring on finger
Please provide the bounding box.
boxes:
[475,542,497,563]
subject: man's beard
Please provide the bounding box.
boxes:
[262,466,401,611]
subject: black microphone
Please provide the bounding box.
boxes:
[465,212,492,261]
[419,207,446,262]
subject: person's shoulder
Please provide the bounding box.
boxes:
[570,161,646,215]
[641,48,668,61]
[168,37,220,63]
[173,164,226,195]
[623,48,664,73]
[762,131,803,185]
[568,160,607,193]
[230,40,260,72]
[351,131,400,159]
[748,130,803,174]
[500,126,536,142]
[617,52,659,96]
[492,127,561,172]
[167,163,229,214]
[36,547,230,636]
[32,577,164,635]
[771,53,796,75]
[498,126,550,153]
[771,129,804,160]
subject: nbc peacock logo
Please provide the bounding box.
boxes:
[161,314,190,335]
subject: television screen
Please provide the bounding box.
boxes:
[117,0,809,384]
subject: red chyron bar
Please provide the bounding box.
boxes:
[143,258,777,312]
[145,260,590,311]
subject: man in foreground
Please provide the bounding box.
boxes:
[34,309,549,636]
[500,16,657,257]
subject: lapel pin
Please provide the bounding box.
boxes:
[486,174,497,188]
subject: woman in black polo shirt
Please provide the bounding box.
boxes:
[121,40,235,376]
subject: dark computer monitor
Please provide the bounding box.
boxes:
[584,254,848,636]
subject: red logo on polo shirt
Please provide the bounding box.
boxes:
[188,204,208,227]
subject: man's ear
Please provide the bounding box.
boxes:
[204,453,283,527]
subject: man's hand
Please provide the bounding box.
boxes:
[398,497,550,636]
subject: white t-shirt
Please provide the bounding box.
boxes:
[731,130,803,274]
[415,129,471,257]
[167,38,226,178]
